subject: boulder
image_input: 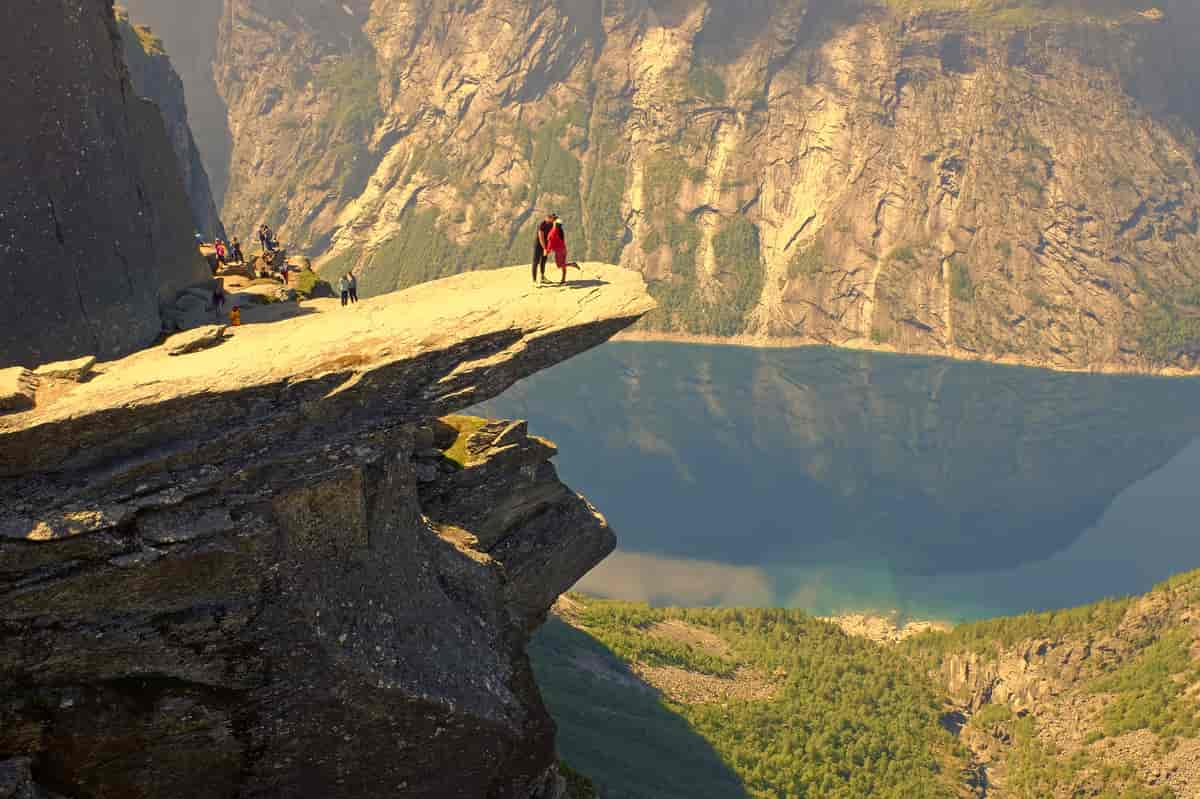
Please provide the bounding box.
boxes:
[164,324,227,356]
[0,368,37,413]
[33,355,96,382]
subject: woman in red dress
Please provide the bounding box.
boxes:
[546,220,581,284]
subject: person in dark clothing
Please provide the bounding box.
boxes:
[532,213,557,284]
[338,275,350,306]
[212,282,226,317]
[348,273,358,303]
[230,237,245,264]
[259,225,276,253]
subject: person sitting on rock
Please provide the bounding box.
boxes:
[338,274,350,307]
[547,219,580,284]
[230,237,245,265]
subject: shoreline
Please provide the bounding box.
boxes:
[612,330,1200,378]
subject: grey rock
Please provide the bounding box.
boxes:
[164,324,227,355]
[0,0,211,367]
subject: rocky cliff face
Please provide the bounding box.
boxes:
[116,8,226,241]
[927,575,1200,798]
[0,266,654,797]
[0,0,210,368]
[118,0,232,208]
[194,0,1200,372]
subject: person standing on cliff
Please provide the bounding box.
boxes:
[532,212,556,285]
[230,237,245,265]
[547,218,580,284]
[347,272,359,304]
[338,275,350,307]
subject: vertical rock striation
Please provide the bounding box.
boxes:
[0,0,210,368]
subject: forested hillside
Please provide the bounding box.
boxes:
[536,569,1200,797]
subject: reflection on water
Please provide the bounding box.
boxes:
[476,342,1200,620]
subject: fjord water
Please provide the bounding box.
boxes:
[477,342,1200,621]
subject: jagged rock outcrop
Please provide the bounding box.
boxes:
[116,8,226,241]
[0,266,654,797]
[172,0,1200,372]
[0,0,210,368]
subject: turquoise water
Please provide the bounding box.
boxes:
[476,342,1200,621]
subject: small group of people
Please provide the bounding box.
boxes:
[532,212,580,285]
[337,273,359,306]
[213,237,245,266]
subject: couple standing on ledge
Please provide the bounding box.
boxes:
[532,212,581,285]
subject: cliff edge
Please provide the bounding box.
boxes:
[0,265,654,797]
[0,0,210,368]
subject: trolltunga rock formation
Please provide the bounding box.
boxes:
[0,265,654,798]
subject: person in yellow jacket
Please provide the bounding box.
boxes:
[229,306,242,326]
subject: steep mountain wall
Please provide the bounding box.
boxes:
[0,267,654,797]
[116,8,227,241]
[0,0,210,368]
[118,0,231,206]
[204,0,1200,372]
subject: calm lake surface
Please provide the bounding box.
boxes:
[476,342,1200,621]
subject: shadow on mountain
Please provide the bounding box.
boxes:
[530,616,749,799]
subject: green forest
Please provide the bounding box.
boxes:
[532,570,1200,798]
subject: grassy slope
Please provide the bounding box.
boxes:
[534,570,1200,798]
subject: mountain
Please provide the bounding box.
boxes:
[116,8,227,240]
[117,0,232,207]
[0,0,210,367]
[537,571,1200,798]
[175,0,1200,372]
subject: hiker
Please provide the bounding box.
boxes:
[338,274,350,307]
[212,281,226,317]
[259,224,276,253]
[347,272,359,303]
[547,218,581,284]
[214,239,228,265]
[230,237,245,264]
[229,306,242,326]
[532,212,556,284]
